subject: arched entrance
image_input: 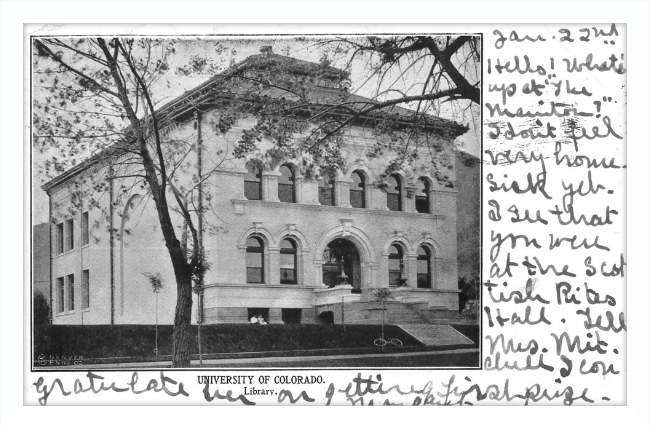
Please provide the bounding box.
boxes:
[322,238,361,293]
[317,311,334,324]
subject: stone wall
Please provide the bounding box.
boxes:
[47,107,461,325]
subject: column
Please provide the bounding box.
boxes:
[294,175,305,204]
[406,254,418,288]
[334,179,352,208]
[367,184,387,211]
[433,257,443,290]
[313,261,326,287]
[269,308,283,324]
[268,247,281,284]
[301,178,320,205]
[301,307,316,324]
[428,188,436,213]
[262,172,280,202]
[404,184,418,213]
[360,262,381,301]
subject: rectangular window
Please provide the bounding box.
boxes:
[349,190,364,209]
[417,273,431,289]
[280,268,296,284]
[417,258,431,288]
[279,252,296,285]
[281,308,302,324]
[415,196,429,214]
[388,258,401,286]
[82,212,89,246]
[387,193,401,212]
[247,308,269,324]
[66,274,74,312]
[65,219,74,251]
[318,186,333,206]
[244,180,262,200]
[388,269,401,286]
[56,223,64,255]
[278,183,294,203]
[245,251,264,283]
[56,277,65,313]
[82,270,90,310]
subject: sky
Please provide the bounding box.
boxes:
[32,35,480,224]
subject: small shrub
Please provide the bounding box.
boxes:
[34,291,50,325]
[33,324,422,359]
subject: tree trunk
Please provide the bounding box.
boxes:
[43,38,199,369]
[171,270,193,367]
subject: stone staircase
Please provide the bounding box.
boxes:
[398,324,475,346]
[402,301,463,324]
[340,300,475,347]
[343,300,461,325]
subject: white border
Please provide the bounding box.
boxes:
[2,1,648,428]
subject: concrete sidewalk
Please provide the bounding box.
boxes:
[67,348,479,369]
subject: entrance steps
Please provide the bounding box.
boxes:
[342,300,461,325]
[398,324,475,346]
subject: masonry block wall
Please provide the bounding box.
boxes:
[44,53,466,326]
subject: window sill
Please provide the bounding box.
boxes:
[205,283,317,290]
[53,249,76,259]
[392,288,460,294]
[232,199,445,219]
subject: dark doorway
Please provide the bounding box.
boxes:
[318,311,334,324]
[247,307,269,323]
[282,308,302,324]
[322,238,361,293]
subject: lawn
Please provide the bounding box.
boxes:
[34,324,423,360]
[450,324,480,344]
[193,350,480,368]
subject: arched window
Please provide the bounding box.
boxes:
[388,243,405,286]
[350,171,365,209]
[278,164,295,203]
[246,236,264,283]
[244,162,262,200]
[318,173,335,206]
[415,178,430,213]
[386,175,402,211]
[417,246,432,288]
[280,238,297,285]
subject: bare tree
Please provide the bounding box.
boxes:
[33,37,220,367]
[33,36,479,367]
[230,35,480,184]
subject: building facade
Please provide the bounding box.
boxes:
[42,50,470,326]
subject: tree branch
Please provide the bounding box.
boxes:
[33,39,120,98]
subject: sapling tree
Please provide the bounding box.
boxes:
[143,272,164,357]
[372,287,396,350]
[34,36,479,367]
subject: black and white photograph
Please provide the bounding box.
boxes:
[30,33,482,370]
[0,0,642,419]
